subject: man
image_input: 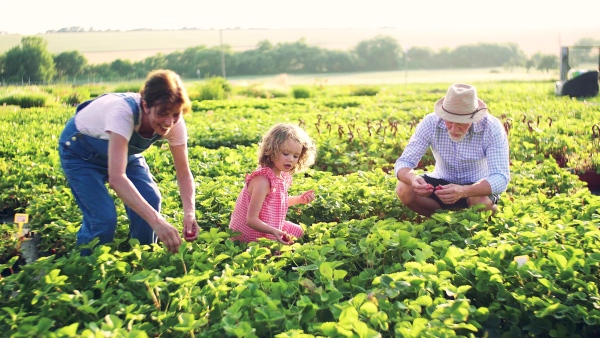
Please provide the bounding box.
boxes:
[394,83,510,217]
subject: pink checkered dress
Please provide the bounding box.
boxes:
[229,166,304,243]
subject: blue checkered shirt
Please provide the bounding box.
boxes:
[394,113,510,194]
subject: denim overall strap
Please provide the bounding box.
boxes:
[112,93,163,156]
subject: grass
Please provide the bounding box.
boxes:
[222,68,560,86]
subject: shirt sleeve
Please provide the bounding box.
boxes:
[484,117,511,193]
[394,114,433,178]
[164,117,188,146]
[105,98,135,141]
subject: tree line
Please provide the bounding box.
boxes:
[0,35,598,85]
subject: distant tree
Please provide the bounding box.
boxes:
[571,37,600,65]
[109,59,135,79]
[430,48,453,68]
[323,50,359,73]
[450,43,523,68]
[233,48,275,75]
[0,54,5,79]
[54,50,87,79]
[354,35,402,71]
[136,53,168,75]
[525,58,536,73]
[2,36,55,83]
[503,48,527,72]
[573,37,600,47]
[269,39,319,73]
[406,47,435,69]
[536,54,559,73]
[87,63,111,80]
[256,40,273,52]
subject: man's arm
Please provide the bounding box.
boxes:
[484,118,511,194]
[394,115,433,178]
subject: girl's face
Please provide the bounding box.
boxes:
[271,139,303,177]
[143,101,182,136]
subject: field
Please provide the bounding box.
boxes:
[226,68,560,86]
[1,79,600,336]
[0,26,597,64]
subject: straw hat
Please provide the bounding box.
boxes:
[434,84,488,123]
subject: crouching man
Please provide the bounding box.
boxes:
[395,83,510,217]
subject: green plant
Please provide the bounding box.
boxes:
[292,86,312,99]
[349,85,380,96]
[0,93,54,108]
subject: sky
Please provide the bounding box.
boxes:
[1,0,599,35]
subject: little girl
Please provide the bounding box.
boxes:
[229,123,317,244]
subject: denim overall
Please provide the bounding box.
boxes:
[58,94,163,251]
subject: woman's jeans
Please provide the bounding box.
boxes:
[58,117,159,251]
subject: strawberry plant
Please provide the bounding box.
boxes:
[1,81,600,336]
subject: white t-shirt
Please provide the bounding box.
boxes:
[74,93,187,146]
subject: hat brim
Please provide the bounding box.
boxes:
[434,97,488,123]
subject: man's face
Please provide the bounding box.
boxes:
[444,120,472,142]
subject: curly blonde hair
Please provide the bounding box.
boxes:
[258,123,316,174]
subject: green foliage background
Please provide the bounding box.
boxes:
[0,80,600,337]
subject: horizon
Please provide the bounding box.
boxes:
[2,0,600,35]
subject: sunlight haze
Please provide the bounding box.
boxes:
[2,0,599,34]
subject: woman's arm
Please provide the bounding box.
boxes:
[170,143,199,241]
[107,132,182,252]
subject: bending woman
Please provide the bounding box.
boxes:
[58,69,199,254]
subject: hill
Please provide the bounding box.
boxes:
[0,27,598,64]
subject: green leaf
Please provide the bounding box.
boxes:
[319,262,334,281]
[339,306,359,324]
[359,302,378,316]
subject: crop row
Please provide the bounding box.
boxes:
[0,81,599,337]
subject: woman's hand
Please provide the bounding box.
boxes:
[299,190,316,204]
[183,214,200,242]
[152,216,183,253]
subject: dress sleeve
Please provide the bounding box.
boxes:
[283,172,293,189]
[245,167,278,193]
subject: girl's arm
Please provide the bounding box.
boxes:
[170,143,199,241]
[288,189,315,206]
[107,132,182,253]
[246,175,288,243]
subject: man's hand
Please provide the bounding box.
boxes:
[412,177,434,197]
[435,184,465,205]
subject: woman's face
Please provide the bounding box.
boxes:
[144,101,182,136]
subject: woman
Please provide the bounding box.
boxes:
[58,69,198,254]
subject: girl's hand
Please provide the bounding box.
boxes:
[183,214,200,242]
[274,230,294,245]
[299,190,316,204]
